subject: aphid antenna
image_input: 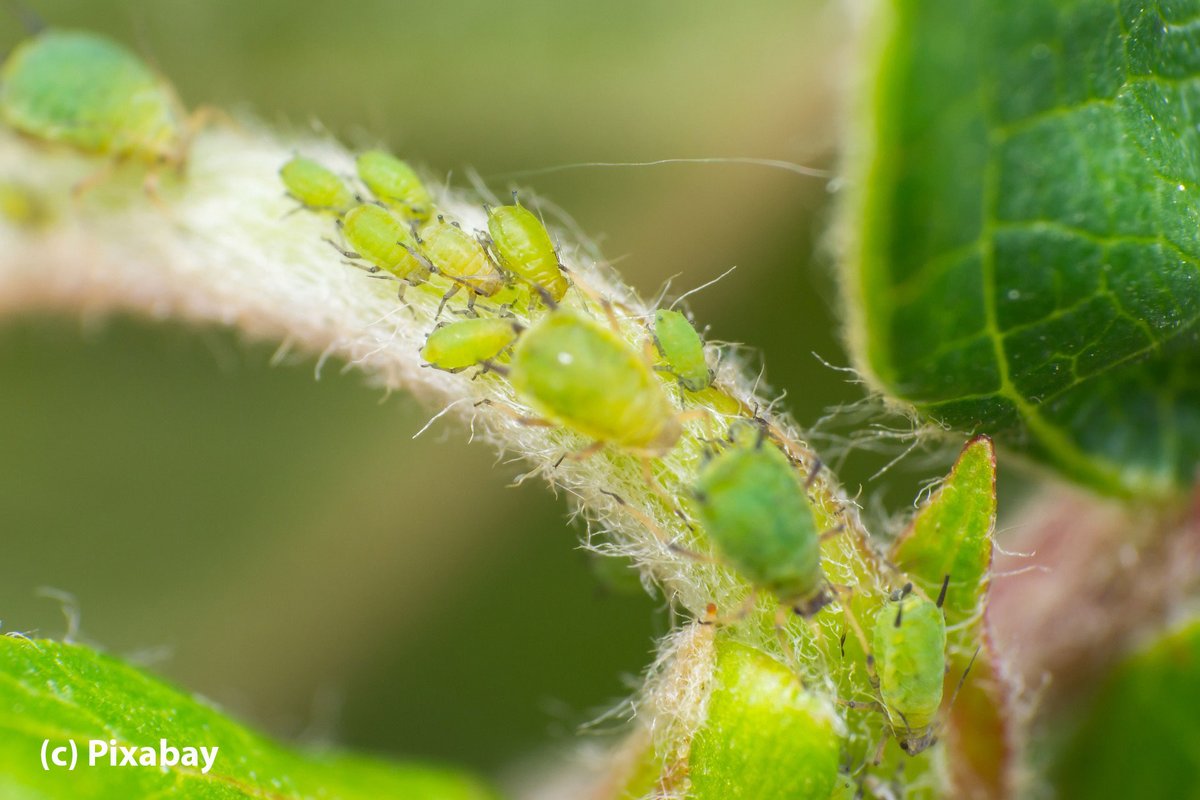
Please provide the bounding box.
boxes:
[935,574,950,609]
[489,156,833,181]
[650,272,683,310]
[597,489,685,554]
[668,265,738,311]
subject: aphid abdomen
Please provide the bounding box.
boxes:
[280,156,355,213]
[342,204,429,281]
[508,312,679,454]
[653,309,712,392]
[694,443,822,605]
[421,318,520,372]
[872,595,946,735]
[355,150,433,220]
[420,220,504,297]
[0,30,183,162]
[486,204,568,301]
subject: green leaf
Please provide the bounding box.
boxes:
[891,437,1018,798]
[687,638,841,800]
[843,0,1200,498]
[1053,617,1200,798]
[0,637,500,800]
[891,435,996,637]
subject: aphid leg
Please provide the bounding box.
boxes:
[819,523,847,543]
[324,238,373,267]
[639,457,679,510]
[940,645,982,726]
[474,398,552,428]
[804,458,824,488]
[141,168,170,213]
[871,733,892,767]
[179,105,238,158]
[834,588,880,689]
[555,440,606,467]
[436,284,461,318]
[700,593,759,627]
[600,490,696,556]
[70,158,118,201]
[478,360,509,377]
[560,265,622,331]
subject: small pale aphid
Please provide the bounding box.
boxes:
[486,199,569,302]
[871,580,948,755]
[0,30,197,191]
[333,204,431,292]
[355,150,433,221]
[505,310,681,456]
[421,318,522,373]
[653,309,713,392]
[279,156,355,214]
[692,426,827,616]
[419,217,505,314]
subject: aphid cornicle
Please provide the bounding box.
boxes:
[355,150,433,221]
[871,580,948,755]
[506,310,681,456]
[692,428,826,615]
[486,201,569,302]
[334,204,430,289]
[0,30,192,177]
[280,156,355,214]
[421,318,521,373]
[419,217,505,314]
[653,309,713,392]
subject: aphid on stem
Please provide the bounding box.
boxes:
[0,29,216,198]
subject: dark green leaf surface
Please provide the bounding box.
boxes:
[0,637,499,800]
[845,0,1200,497]
[1053,618,1200,798]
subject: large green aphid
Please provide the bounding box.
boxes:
[421,318,521,373]
[355,150,433,221]
[332,204,431,290]
[419,217,505,314]
[485,200,569,302]
[505,310,681,456]
[279,156,355,214]
[653,309,712,392]
[0,30,190,169]
[692,428,826,615]
[871,580,948,755]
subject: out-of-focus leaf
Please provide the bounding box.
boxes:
[1053,618,1200,799]
[0,637,500,800]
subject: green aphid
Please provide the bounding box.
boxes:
[332,204,430,291]
[653,309,713,392]
[486,201,568,302]
[506,310,681,456]
[421,317,521,373]
[419,217,505,314]
[279,156,355,214]
[692,429,827,616]
[871,580,948,755]
[0,30,190,169]
[355,150,433,221]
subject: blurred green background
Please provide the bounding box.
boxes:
[0,0,881,783]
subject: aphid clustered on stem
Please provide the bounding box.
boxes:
[1,27,1003,800]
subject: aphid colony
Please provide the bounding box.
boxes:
[0,26,966,762]
[280,151,960,757]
